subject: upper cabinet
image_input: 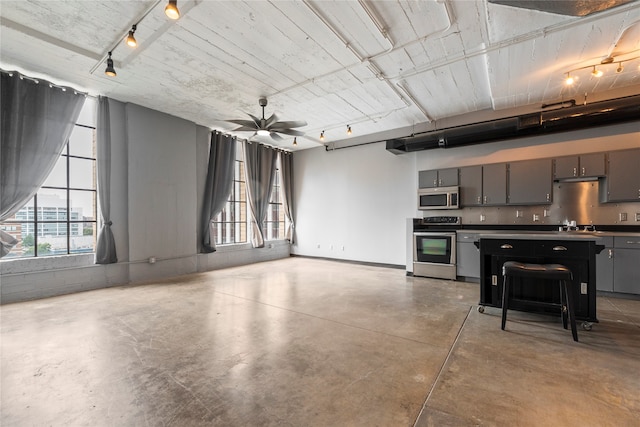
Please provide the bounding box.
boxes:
[508,158,553,205]
[482,163,507,205]
[418,168,459,188]
[606,148,640,202]
[554,153,605,180]
[459,165,483,206]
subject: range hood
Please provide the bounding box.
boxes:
[386,94,640,154]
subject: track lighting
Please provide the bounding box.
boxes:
[293,137,297,146]
[126,24,137,47]
[320,130,325,141]
[347,125,352,135]
[591,66,603,78]
[165,0,180,20]
[564,72,574,85]
[563,54,639,84]
[104,52,116,77]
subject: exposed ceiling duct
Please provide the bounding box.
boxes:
[386,95,640,154]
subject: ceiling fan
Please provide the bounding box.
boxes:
[227,97,307,141]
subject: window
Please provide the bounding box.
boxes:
[265,160,287,241]
[0,100,97,258]
[211,144,247,245]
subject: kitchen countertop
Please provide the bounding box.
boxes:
[457,230,640,238]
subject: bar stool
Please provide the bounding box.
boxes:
[501,261,577,342]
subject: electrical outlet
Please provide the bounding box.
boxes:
[491,275,497,286]
[516,210,523,218]
[581,282,588,295]
[619,212,628,222]
[480,214,486,222]
[636,213,640,222]
[543,209,550,217]
[533,214,540,222]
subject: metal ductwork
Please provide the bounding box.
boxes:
[386,94,640,155]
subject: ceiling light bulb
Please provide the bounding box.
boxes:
[293,137,297,146]
[104,52,116,77]
[320,131,325,141]
[565,73,574,85]
[165,0,180,20]
[616,62,624,73]
[347,125,352,135]
[257,129,270,136]
[591,66,603,78]
[126,25,137,47]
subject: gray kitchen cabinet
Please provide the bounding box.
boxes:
[508,158,553,205]
[456,232,480,280]
[612,236,640,294]
[482,163,507,205]
[606,148,640,202]
[554,153,605,179]
[459,165,483,206]
[595,236,614,292]
[418,168,459,188]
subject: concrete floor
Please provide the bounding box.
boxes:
[1,257,639,426]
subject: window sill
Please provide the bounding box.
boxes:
[0,253,95,275]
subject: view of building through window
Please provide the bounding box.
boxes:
[0,99,97,259]
[265,166,286,241]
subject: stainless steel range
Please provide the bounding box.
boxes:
[412,216,460,280]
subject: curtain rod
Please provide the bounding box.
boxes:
[1,68,89,97]
[212,129,292,153]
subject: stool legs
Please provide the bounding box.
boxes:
[501,275,510,331]
[563,280,579,342]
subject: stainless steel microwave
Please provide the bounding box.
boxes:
[417,186,459,210]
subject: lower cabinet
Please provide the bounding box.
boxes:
[596,236,640,295]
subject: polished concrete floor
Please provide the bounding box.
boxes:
[1,257,639,426]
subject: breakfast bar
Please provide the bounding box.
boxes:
[476,233,606,324]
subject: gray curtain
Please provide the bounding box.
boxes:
[243,141,277,248]
[0,70,85,257]
[279,151,295,243]
[201,131,237,253]
[95,96,117,264]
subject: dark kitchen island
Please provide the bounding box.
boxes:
[476,233,605,323]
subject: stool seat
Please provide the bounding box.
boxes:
[501,261,578,342]
[502,261,572,281]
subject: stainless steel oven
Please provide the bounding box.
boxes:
[413,232,457,280]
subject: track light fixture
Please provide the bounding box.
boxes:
[165,0,180,20]
[126,24,137,47]
[563,54,639,85]
[293,137,297,146]
[347,125,352,135]
[591,66,603,78]
[104,52,116,77]
[320,130,325,141]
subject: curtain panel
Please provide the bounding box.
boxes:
[0,70,85,257]
[279,151,295,243]
[201,131,236,253]
[95,96,117,264]
[243,141,277,248]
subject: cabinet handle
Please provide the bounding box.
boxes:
[434,179,437,186]
[553,246,568,251]
[483,196,488,204]
[546,193,550,202]
[573,167,577,177]
[500,244,513,249]
[581,167,586,176]
[477,196,481,203]
[608,249,613,259]
[439,179,442,186]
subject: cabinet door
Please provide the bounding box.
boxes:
[613,248,640,294]
[508,159,553,205]
[554,156,579,179]
[459,166,482,206]
[418,170,438,188]
[438,168,459,187]
[607,148,640,202]
[579,153,605,177]
[596,247,614,292]
[456,233,480,279]
[482,163,507,205]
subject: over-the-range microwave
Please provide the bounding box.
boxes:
[418,186,459,210]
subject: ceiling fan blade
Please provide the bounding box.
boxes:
[227,119,258,128]
[269,120,307,129]
[274,129,305,136]
[265,113,279,128]
[247,113,261,127]
[232,126,259,132]
[270,132,284,141]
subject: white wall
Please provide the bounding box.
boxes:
[292,141,416,266]
[291,121,640,267]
